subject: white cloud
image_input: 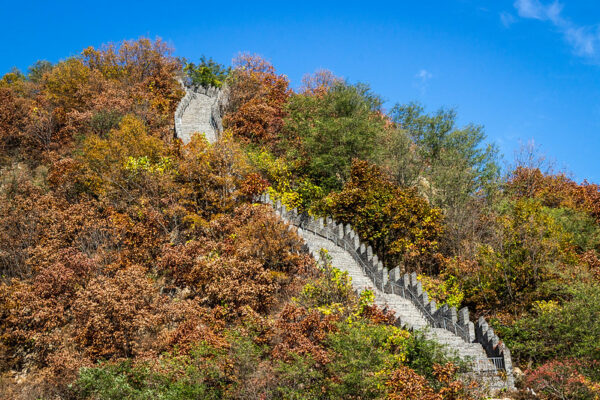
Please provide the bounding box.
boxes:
[415,69,432,82]
[512,0,600,61]
[514,0,562,22]
[414,69,433,96]
[564,26,598,57]
[500,12,516,28]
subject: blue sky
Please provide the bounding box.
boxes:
[1,0,599,182]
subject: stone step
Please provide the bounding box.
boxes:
[176,88,221,144]
[300,229,503,379]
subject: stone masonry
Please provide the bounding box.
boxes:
[262,194,515,393]
[174,81,227,144]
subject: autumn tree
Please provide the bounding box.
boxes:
[223,53,291,145]
[318,159,444,272]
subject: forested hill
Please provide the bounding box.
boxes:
[1,38,599,399]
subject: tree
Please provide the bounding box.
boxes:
[27,60,53,83]
[283,82,387,191]
[318,159,444,272]
[223,53,291,145]
[389,102,499,209]
[299,69,342,96]
[184,56,230,88]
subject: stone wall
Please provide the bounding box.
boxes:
[174,81,195,137]
[174,80,228,142]
[260,192,514,387]
[188,84,228,135]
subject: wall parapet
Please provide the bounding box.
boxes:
[174,79,195,137]
[259,192,514,387]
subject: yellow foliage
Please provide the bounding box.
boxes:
[249,148,323,210]
[534,299,561,315]
[418,274,464,309]
[43,58,93,111]
[80,114,168,194]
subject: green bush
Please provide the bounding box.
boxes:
[184,56,231,88]
[497,284,600,367]
[89,109,123,137]
[545,207,600,252]
[76,343,229,399]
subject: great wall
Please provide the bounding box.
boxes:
[175,82,516,393]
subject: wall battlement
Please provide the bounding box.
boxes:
[261,193,515,391]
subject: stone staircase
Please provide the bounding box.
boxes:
[174,82,225,144]
[265,197,515,394]
[302,230,505,391]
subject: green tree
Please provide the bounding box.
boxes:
[389,102,499,209]
[388,103,501,260]
[27,60,53,83]
[184,56,231,88]
[283,82,387,191]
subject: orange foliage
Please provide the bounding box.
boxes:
[508,166,600,221]
[271,304,337,365]
[223,53,291,145]
[0,38,183,162]
[387,363,473,400]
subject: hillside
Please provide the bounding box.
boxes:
[1,38,599,399]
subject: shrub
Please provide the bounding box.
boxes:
[184,56,231,88]
[89,109,123,137]
[498,284,600,367]
[72,265,165,359]
[77,343,230,399]
[524,359,600,400]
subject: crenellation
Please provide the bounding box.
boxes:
[410,271,418,287]
[458,307,469,325]
[252,193,515,391]
[426,300,437,315]
[448,307,458,323]
[414,281,423,296]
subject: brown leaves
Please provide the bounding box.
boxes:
[159,204,311,317]
[224,54,291,145]
[72,265,165,359]
[271,304,337,365]
[387,365,441,400]
[386,363,473,400]
[0,87,30,157]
